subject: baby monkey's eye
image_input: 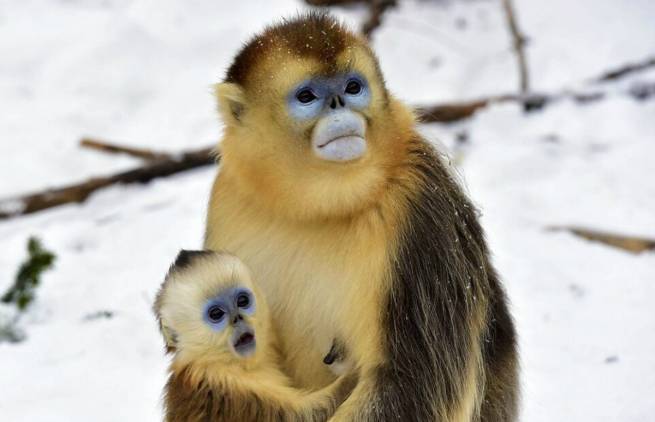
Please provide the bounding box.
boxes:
[296,89,317,104]
[345,80,362,95]
[207,305,225,322]
[236,293,250,308]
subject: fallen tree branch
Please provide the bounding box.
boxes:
[501,0,530,94]
[547,226,655,254]
[416,98,493,123]
[80,138,170,161]
[592,56,655,83]
[413,79,655,123]
[3,52,654,219]
[415,92,561,123]
[0,146,217,220]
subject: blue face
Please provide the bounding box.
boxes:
[287,72,371,121]
[202,287,256,332]
[203,286,257,357]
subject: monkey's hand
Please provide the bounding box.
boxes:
[323,339,352,376]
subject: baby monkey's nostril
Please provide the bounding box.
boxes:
[330,97,337,109]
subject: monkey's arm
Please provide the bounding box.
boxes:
[165,367,358,422]
[241,370,359,422]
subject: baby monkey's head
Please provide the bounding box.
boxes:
[155,250,268,364]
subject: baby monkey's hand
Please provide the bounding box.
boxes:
[323,339,352,376]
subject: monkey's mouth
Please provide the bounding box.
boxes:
[314,135,366,162]
[317,134,364,149]
[231,328,256,357]
[311,110,367,162]
[235,332,254,348]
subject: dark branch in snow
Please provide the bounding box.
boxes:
[501,0,530,95]
[2,54,655,221]
[592,56,655,83]
[547,226,655,254]
[0,145,218,221]
[416,92,561,123]
[415,78,655,123]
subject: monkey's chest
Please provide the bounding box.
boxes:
[208,216,389,389]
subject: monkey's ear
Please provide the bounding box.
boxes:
[215,82,246,125]
[161,324,178,354]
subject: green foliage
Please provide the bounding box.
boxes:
[1,237,56,311]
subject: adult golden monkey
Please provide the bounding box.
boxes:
[205,13,519,421]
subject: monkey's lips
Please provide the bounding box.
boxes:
[315,135,366,162]
[231,329,256,357]
[311,110,367,162]
[235,332,254,348]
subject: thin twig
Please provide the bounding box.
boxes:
[413,77,655,123]
[592,56,655,83]
[416,92,563,123]
[547,226,655,254]
[80,138,170,161]
[501,0,530,94]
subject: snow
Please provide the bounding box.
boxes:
[1,0,654,420]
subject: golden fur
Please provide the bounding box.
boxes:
[205,13,518,421]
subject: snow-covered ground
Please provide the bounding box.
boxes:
[1,0,653,420]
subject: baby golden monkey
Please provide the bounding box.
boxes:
[206,12,519,421]
[154,250,357,422]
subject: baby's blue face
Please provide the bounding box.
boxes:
[285,72,371,163]
[203,287,256,357]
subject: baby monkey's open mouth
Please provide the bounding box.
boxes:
[231,327,256,357]
[235,332,254,348]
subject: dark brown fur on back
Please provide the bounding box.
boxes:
[362,137,519,421]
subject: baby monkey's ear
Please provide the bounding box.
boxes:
[159,325,177,353]
[215,83,246,126]
[161,324,179,354]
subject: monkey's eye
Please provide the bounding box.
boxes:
[236,293,250,308]
[206,305,225,323]
[345,80,362,95]
[296,89,317,104]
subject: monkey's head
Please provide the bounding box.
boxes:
[154,250,269,366]
[215,12,415,221]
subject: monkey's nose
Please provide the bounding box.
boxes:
[232,314,242,325]
[329,95,345,109]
